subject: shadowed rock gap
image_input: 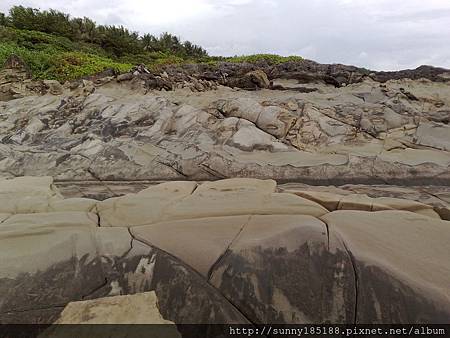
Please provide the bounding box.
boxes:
[341,240,359,325]
[207,215,252,281]
[127,233,256,325]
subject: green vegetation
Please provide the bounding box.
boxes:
[224,54,303,65]
[0,6,302,81]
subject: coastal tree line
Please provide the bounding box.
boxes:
[0,6,208,58]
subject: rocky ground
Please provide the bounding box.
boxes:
[1,57,450,185]
[0,56,450,329]
[1,176,449,328]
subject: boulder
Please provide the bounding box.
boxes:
[117,73,134,82]
[43,80,64,95]
[244,70,270,89]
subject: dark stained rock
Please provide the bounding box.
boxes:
[208,215,356,324]
[322,210,450,324]
[1,177,450,326]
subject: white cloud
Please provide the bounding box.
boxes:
[1,0,450,70]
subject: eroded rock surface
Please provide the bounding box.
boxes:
[1,58,450,327]
[0,176,449,326]
[1,60,449,185]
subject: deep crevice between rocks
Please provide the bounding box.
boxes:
[341,240,359,324]
[206,215,252,281]
[81,277,109,300]
[86,167,121,197]
[155,160,188,178]
[318,216,331,251]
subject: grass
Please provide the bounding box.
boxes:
[1,27,303,81]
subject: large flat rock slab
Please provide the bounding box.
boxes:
[1,176,450,325]
[132,215,250,277]
[209,214,356,324]
[322,210,450,323]
[98,178,328,227]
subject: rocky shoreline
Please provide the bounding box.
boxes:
[1,56,450,328]
[1,56,450,186]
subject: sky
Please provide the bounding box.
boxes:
[1,0,450,71]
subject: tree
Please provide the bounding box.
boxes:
[141,33,158,51]
[70,17,98,43]
[4,6,208,59]
[96,25,141,57]
[41,9,72,38]
[8,6,40,31]
[0,12,7,26]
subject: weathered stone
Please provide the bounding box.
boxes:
[117,73,134,82]
[322,210,450,323]
[209,215,356,324]
[55,292,179,325]
[244,70,270,89]
[43,80,64,95]
[1,54,450,327]
[1,176,450,325]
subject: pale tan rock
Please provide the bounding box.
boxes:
[99,179,327,227]
[0,176,62,214]
[280,188,441,218]
[0,176,58,196]
[43,80,63,95]
[245,70,270,88]
[55,291,179,328]
[322,210,450,322]
[97,181,197,227]
[379,148,450,167]
[371,197,440,218]
[284,190,342,211]
[229,120,288,151]
[338,194,375,211]
[132,215,250,277]
[257,106,297,139]
[197,178,277,194]
[0,213,10,223]
[163,178,329,220]
[415,122,450,151]
[0,211,98,278]
[49,198,97,213]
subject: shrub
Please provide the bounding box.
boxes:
[43,52,132,81]
[226,54,303,65]
[0,8,304,81]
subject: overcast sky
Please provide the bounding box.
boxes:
[1,0,450,70]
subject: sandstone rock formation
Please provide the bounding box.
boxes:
[0,177,449,326]
[1,58,450,328]
[0,59,449,185]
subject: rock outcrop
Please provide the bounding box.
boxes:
[0,59,449,184]
[0,177,449,326]
[1,57,450,328]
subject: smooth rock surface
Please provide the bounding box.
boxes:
[322,210,450,323]
[1,176,449,325]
